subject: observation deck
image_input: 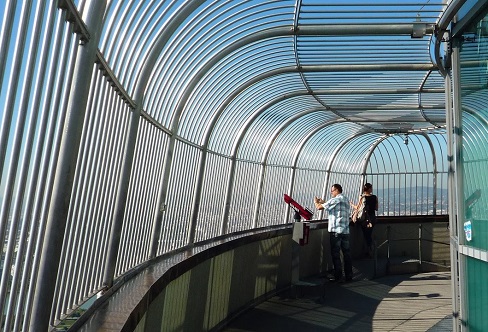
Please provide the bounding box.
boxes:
[2,1,488,331]
[69,216,452,331]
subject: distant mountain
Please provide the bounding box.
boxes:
[375,187,448,199]
[373,187,449,216]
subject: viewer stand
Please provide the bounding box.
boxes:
[284,194,313,290]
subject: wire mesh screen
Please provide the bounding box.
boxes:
[289,168,327,222]
[116,118,169,276]
[257,165,292,227]
[195,152,232,242]
[158,141,201,254]
[227,161,261,233]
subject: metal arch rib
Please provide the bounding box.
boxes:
[360,135,391,176]
[418,70,443,128]
[201,63,436,148]
[229,91,311,156]
[419,132,438,214]
[168,25,439,137]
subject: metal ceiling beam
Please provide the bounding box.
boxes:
[300,63,437,71]
[344,120,442,123]
[330,104,445,110]
[296,24,436,36]
[314,88,444,94]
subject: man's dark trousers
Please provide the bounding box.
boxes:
[330,232,353,281]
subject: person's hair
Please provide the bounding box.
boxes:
[363,182,373,192]
[332,184,343,193]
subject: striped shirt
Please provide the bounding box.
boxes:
[320,193,351,234]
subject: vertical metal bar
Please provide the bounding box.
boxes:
[374,245,378,277]
[0,5,34,307]
[419,224,422,265]
[29,1,107,330]
[12,3,57,328]
[61,69,101,319]
[102,91,142,284]
[118,120,144,273]
[81,78,111,296]
[22,21,75,330]
[0,0,17,180]
[104,0,204,285]
[387,225,391,273]
[450,35,463,332]
[133,122,154,263]
[0,1,45,328]
[388,174,391,216]
[252,164,266,228]
[188,149,206,244]
[392,174,396,215]
[0,0,16,91]
[286,164,297,223]
[221,156,237,234]
[412,174,416,215]
[403,173,405,215]
[98,93,128,281]
[421,134,438,215]
[147,135,176,256]
[134,122,152,264]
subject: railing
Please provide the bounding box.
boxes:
[373,221,451,277]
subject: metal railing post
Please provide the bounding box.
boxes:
[419,224,423,265]
[386,225,391,273]
[373,240,378,277]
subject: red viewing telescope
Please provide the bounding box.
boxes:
[284,194,313,220]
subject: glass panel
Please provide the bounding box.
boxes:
[459,14,488,250]
[466,256,488,330]
[459,9,488,332]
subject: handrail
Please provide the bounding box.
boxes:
[373,223,451,277]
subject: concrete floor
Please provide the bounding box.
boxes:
[222,260,453,332]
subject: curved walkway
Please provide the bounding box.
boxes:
[222,261,452,332]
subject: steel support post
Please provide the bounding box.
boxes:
[451,35,466,332]
[29,1,107,330]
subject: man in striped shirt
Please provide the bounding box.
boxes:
[314,184,352,282]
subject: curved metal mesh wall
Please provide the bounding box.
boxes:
[116,118,170,276]
[366,133,448,215]
[0,1,461,330]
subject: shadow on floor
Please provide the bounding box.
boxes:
[221,259,452,332]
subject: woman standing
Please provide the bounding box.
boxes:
[351,183,378,257]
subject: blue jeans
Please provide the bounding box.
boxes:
[330,232,353,280]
